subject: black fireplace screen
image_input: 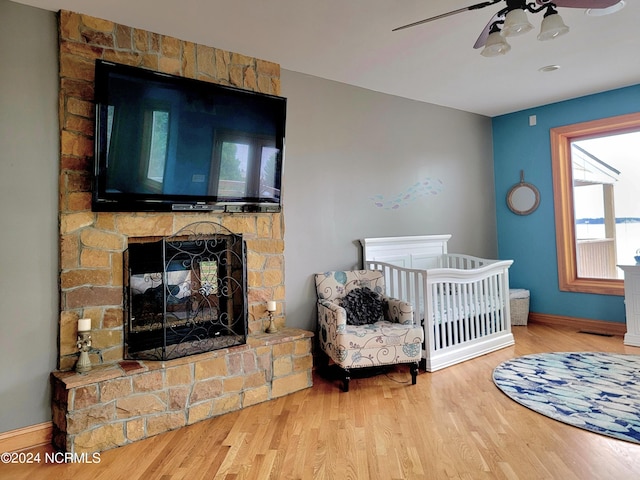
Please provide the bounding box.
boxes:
[124,222,247,360]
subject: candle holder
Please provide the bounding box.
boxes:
[266,302,278,334]
[76,331,92,373]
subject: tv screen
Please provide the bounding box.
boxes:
[92,60,286,212]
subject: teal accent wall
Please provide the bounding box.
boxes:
[493,84,640,324]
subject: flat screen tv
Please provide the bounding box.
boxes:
[92,60,286,212]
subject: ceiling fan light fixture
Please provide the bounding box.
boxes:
[481,30,511,57]
[537,10,570,41]
[502,8,533,37]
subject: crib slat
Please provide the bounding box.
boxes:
[484,275,491,335]
[480,279,487,336]
[461,282,470,343]
[490,273,498,335]
[447,282,455,347]
[454,283,463,345]
[445,282,454,346]
[434,282,441,349]
[494,273,503,332]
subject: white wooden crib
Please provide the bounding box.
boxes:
[361,235,514,372]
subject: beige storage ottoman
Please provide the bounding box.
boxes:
[510,289,530,326]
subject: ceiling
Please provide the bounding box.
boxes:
[11,0,640,116]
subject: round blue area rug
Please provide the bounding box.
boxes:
[493,352,640,444]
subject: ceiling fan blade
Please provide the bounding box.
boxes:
[535,0,620,8]
[393,0,503,32]
[473,12,504,49]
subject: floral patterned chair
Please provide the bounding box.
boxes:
[315,270,423,391]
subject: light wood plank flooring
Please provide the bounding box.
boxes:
[3,323,640,480]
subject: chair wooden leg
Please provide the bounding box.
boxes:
[342,368,351,392]
[410,362,418,385]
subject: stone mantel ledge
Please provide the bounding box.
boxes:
[53,328,313,390]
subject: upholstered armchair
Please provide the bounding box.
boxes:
[315,270,423,391]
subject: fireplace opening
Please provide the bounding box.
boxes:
[124,222,248,360]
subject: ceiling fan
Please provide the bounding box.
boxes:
[393,0,623,56]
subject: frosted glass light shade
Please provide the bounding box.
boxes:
[481,31,511,57]
[537,13,569,41]
[502,9,533,37]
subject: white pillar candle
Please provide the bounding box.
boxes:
[267,300,277,312]
[78,318,92,332]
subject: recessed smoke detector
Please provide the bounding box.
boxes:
[586,1,625,16]
[539,65,561,73]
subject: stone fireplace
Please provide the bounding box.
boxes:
[57,10,286,371]
[52,11,313,454]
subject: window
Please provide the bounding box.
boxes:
[551,112,640,296]
[212,131,278,199]
[139,106,170,192]
[106,105,115,159]
[259,146,279,198]
[218,140,249,197]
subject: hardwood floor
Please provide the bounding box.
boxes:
[3,323,640,480]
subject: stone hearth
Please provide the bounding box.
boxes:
[52,329,312,453]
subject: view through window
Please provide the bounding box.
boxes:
[146,110,169,183]
[217,135,278,198]
[572,131,640,279]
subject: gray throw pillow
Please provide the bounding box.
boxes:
[340,287,385,325]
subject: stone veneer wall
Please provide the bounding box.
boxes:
[57,10,285,370]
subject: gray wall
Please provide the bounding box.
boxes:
[0,2,497,433]
[0,0,58,432]
[281,71,497,330]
